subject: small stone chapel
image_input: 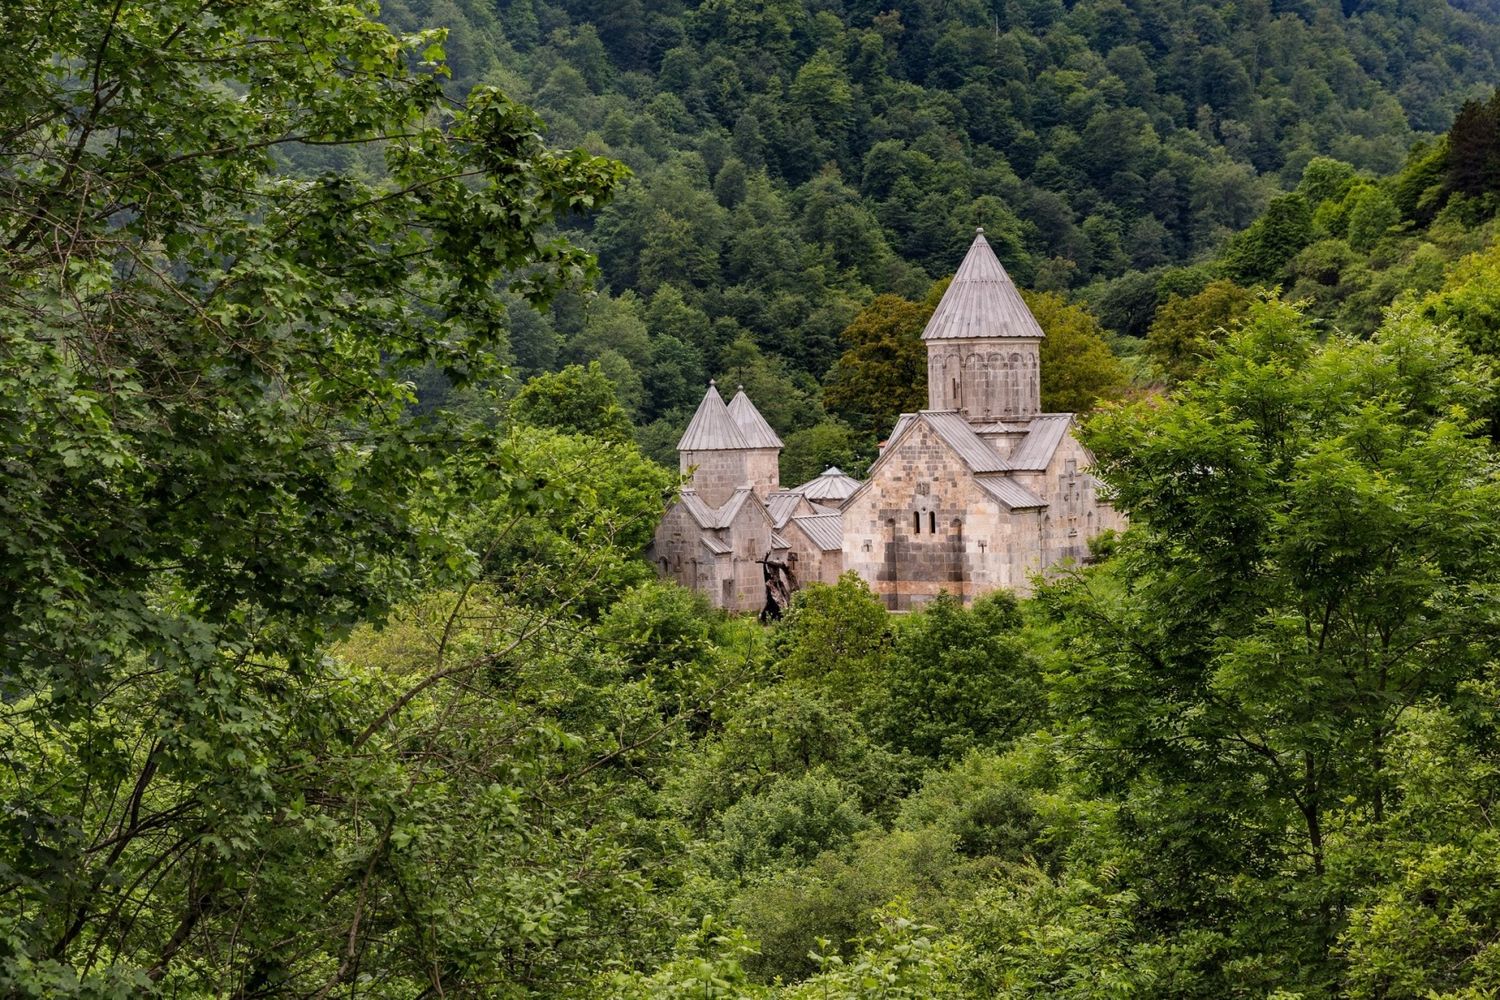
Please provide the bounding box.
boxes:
[648,228,1124,612]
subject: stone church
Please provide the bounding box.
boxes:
[648,229,1124,612]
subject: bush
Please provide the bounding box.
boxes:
[714,771,870,875]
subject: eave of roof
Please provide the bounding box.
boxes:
[975,476,1048,511]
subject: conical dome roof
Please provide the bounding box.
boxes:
[792,466,863,503]
[677,381,750,451]
[922,229,1045,342]
[727,387,783,449]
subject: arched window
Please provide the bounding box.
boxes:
[929,511,936,533]
[913,511,921,534]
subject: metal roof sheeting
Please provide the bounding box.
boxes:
[677,381,750,451]
[882,414,915,452]
[975,477,1049,511]
[791,513,843,551]
[791,466,863,503]
[678,487,764,529]
[765,491,806,529]
[1007,414,1073,471]
[727,389,784,449]
[714,488,755,528]
[921,411,1014,473]
[922,231,1046,342]
[677,490,719,529]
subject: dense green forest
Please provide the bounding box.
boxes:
[357,0,1500,465]
[6,0,1500,998]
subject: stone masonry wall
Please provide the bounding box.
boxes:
[783,531,843,587]
[841,419,1119,607]
[744,449,780,498]
[680,449,749,507]
[724,507,776,612]
[649,504,736,606]
[840,424,1004,610]
[1033,434,1125,571]
[927,338,1042,421]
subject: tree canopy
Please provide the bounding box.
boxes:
[10,1,1500,998]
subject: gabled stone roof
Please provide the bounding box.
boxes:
[917,411,1015,473]
[727,388,783,449]
[879,410,1076,480]
[676,489,720,529]
[677,487,764,529]
[922,229,1046,342]
[677,381,750,451]
[845,408,1085,517]
[713,487,757,528]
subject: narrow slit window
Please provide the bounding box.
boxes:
[929,511,937,533]
[913,511,921,534]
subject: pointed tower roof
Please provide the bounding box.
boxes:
[727,386,783,449]
[677,381,750,451]
[922,229,1045,342]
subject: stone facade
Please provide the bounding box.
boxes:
[842,424,1020,607]
[651,489,783,612]
[648,229,1123,613]
[768,492,844,587]
[927,339,1042,420]
[839,417,1123,608]
[675,447,781,506]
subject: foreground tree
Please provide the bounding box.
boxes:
[0,1,628,994]
[1041,299,1500,995]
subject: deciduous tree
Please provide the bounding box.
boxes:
[1043,300,1500,992]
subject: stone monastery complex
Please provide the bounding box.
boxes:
[648,229,1125,613]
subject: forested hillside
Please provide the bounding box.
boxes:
[355,0,1500,465]
[7,1,1500,999]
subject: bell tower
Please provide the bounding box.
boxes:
[923,229,1044,423]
